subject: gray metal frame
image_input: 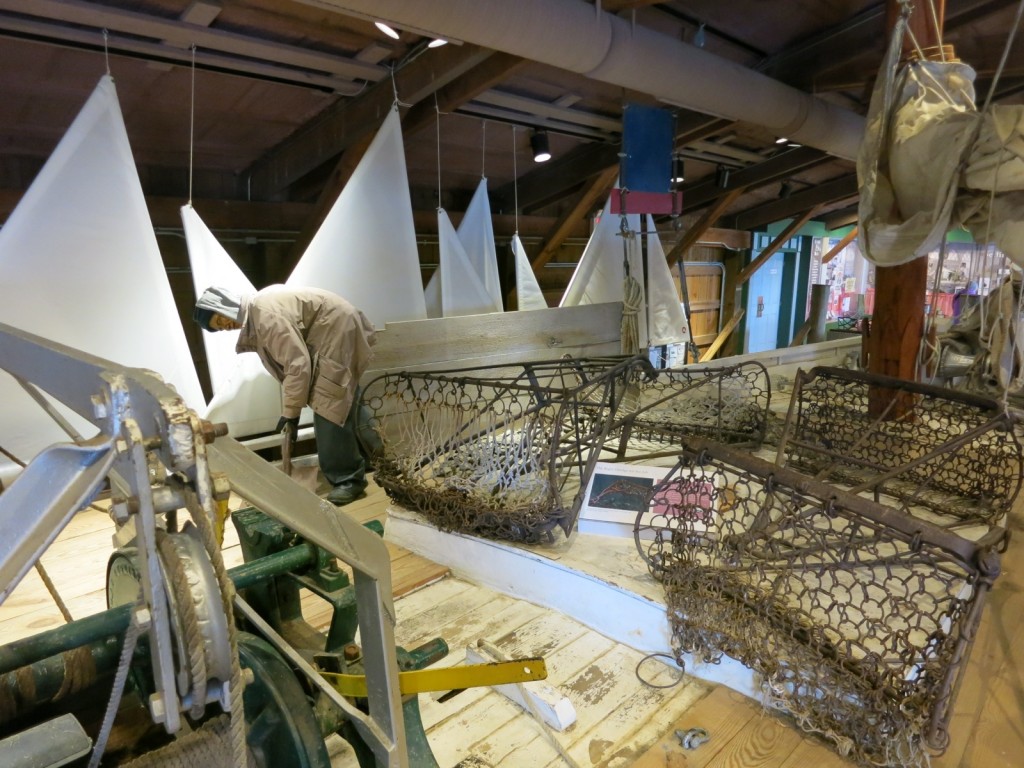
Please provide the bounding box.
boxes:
[0,322,407,766]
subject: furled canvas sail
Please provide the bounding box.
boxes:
[512,234,547,310]
[0,75,202,478]
[560,197,647,344]
[424,178,503,317]
[437,209,500,317]
[181,205,282,437]
[288,106,426,327]
[645,215,691,346]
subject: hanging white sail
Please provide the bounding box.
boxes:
[181,205,282,437]
[645,215,691,346]
[437,209,500,317]
[0,75,203,477]
[288,106,426,327]
[512,234,547,311]
[424,177,503,317]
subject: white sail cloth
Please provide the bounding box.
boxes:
[645,215,691,347]
[434,208,500,317]
[182,205,284,436]
[0,75,203,479]
[512,234,547,310]
[288,106,426,326]
[183,106,424,438]
[425,178,503,317]
[858,19,1024,267]
[560,197,647,347]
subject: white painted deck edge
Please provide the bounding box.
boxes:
[385,506,759,700]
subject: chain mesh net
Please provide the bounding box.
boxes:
[362,357,640,542]
[636,439,1008,768]
[777,367,1022,526]
[607,361,771,459]
[363,357,772,542]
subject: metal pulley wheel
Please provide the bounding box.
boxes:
[106,523,234,718]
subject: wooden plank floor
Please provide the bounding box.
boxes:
[3,467,1024,766]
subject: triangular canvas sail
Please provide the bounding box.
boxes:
[512,234,547,310]
[288,106,426,327]
[424,178,502,317]
[560,197,641,307]
[645,215,691,346]
[438,209,500,317]
[181,205,282,437]
[0,75,203,475]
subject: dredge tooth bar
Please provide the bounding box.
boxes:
[636,438,1007,768]
[776,366,1023,527]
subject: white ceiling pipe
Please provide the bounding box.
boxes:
[300,0,865,161]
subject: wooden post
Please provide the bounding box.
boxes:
[868,1,946,416]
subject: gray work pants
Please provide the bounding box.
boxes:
[313,388,381,493]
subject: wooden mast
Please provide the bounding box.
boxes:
[867,1,946,415]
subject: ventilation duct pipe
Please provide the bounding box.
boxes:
[305,0,865,161]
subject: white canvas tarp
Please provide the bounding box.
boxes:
[288,106,426,326]
[0,75,203,477]
[645,215,691,346]
[181,205,283,437]
[512,233,547,310]
[425,178,503,317]
[858,17,1024,267]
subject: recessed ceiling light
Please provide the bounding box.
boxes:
[775,137,788,144]
[428,38,448,48]
[375,21,400,39]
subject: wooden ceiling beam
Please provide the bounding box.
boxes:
[736,206,821,286]
[665,188,746,263]
[724,173,858,230]
[681,146,829,212]
[245,43,492,199]
[532,165,619,270]
[602,0,666,12]
[491,141,621,213]
[402,52,528,138]
[284,51,526,263]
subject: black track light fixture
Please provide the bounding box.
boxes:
[531,129,551,163]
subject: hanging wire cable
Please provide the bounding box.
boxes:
[188,45,197,205]
[512,125,519,235]
[981,0,1024,114]
[435,93,442,209]
[925,0,946,61]
[102,29,111,75]
[481,119,486,178]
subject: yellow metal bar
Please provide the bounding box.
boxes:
[321,658,547,697]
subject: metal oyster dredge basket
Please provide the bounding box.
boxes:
[775,366,1023,527]
[362,356,637,542]
[362,356,772,543]
[636,440,1008,767]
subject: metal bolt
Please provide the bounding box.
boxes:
[149,692,166,723]
[200,420,229,444]
[343,643,361,662]
[675,727,709,750]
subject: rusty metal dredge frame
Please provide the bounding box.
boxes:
[775,367,1023,527]
[362,356,770,542]
[635,367,1021,767]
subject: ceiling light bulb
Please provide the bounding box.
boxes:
[428,38,448,48]
[531,130,551,163]
[775,137,788,144]
[375,21,400,39]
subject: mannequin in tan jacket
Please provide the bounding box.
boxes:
[195,284,377,505]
